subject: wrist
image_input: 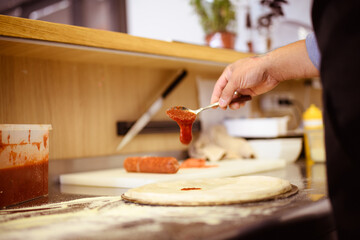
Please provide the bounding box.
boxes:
[252,52,284,83]
[261,50,289,83]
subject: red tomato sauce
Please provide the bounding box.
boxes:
[0,159,48,208]
[166,107,197,145]
[0,130,49,208]
[181,187,202,191]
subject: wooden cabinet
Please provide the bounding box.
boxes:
[0,15,253,159]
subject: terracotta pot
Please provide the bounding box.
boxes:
[205,31,236,49]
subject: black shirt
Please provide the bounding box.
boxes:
[312,0,360,239]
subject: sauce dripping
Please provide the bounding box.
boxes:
[166,107,196,145]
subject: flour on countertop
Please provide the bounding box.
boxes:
[0,196,294,240]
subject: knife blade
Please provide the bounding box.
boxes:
[116,69,188,151]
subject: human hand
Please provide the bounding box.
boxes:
[211,39,320,110]
[211,55,280,110]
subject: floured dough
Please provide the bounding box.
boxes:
[122,176,295,206]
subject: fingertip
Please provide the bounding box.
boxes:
[229,102,241,110]
[219,98,228,108]
[230,100,247,110]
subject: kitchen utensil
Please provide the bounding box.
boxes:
[170,94,252,115]
[116,69,187,151]
[60,158,286,189]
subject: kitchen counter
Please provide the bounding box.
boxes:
[0,153,336,240]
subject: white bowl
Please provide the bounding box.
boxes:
[247,138,303,163]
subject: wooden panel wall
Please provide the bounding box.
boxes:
[0,55,322,161]
[0,55,220,160]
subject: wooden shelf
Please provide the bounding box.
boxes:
[0,15,253,72]
[0,15,255,159]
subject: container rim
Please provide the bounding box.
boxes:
[0,124,52,130]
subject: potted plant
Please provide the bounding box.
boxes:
[190,0,236,49]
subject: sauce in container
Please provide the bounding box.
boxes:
[0,124,52,208]
[166,107,196,144]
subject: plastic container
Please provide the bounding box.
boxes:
[0,124,52,208]
[303,105,325,162]
[223,116,289,138]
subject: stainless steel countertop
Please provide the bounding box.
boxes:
[0,153,336,240]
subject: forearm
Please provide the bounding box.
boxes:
[211,39,320,109]
[263,40,320,82]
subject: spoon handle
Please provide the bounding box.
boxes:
[197,95,252,114]
[197,102,219,113]
[229,95,252,104]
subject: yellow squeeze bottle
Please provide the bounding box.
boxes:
[303,104,325,164]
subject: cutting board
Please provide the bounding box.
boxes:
[60,159,286,189]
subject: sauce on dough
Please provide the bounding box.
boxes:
[181,188,202,191]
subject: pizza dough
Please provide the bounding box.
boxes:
[122,175,297,206]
